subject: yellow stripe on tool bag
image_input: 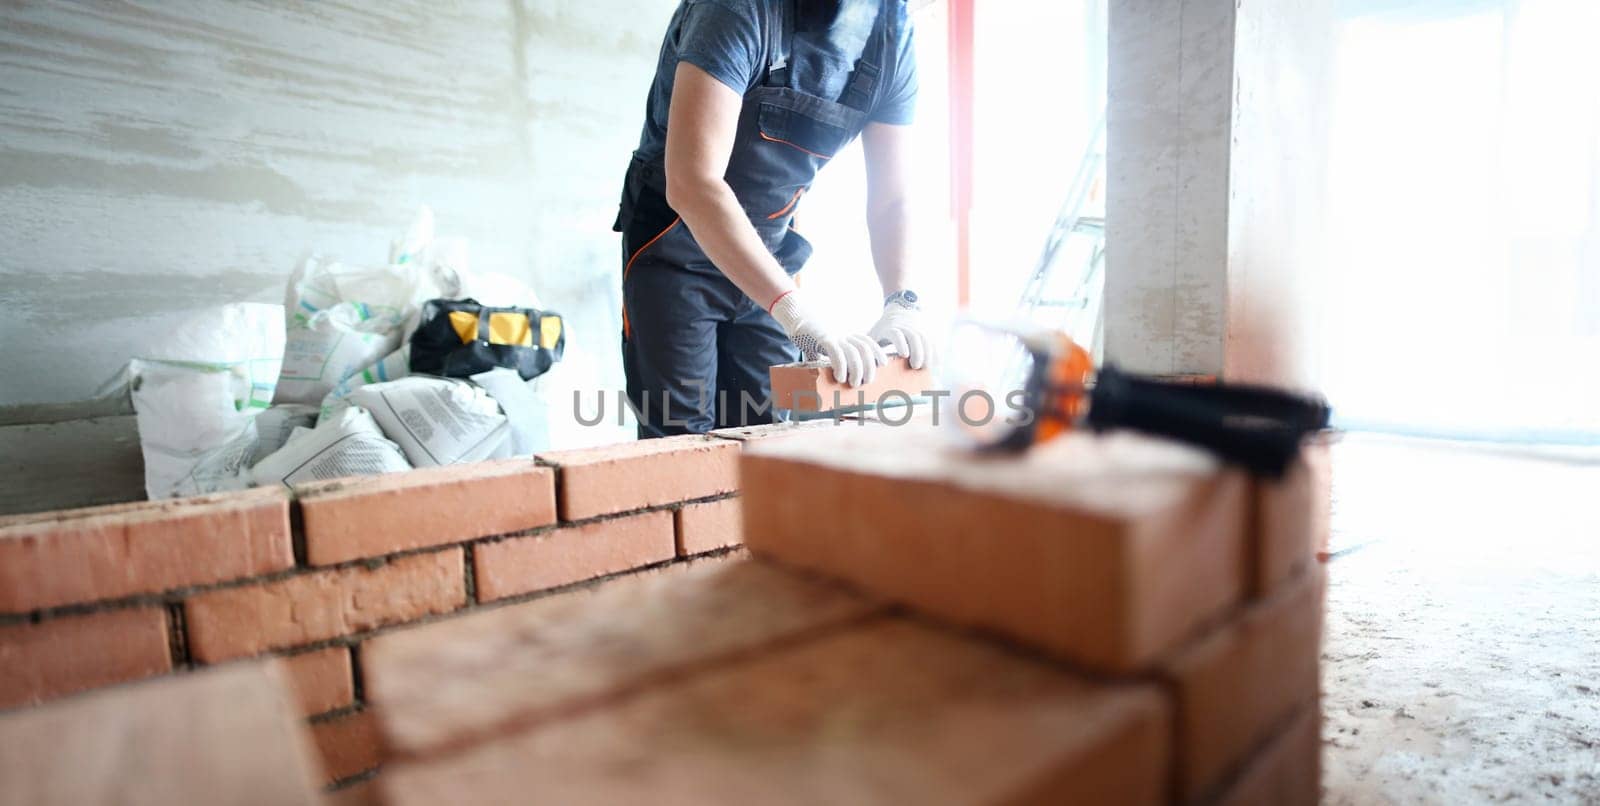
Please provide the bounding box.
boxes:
[448,311,478,344]
[447,311,536,347]
[488,312,534,346]
[539,315,562,349]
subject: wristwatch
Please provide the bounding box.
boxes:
[884,289,919,309]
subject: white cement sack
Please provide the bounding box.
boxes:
[349,376,509,466]
[317,344,412,422]
[128,303,285,499]
[274,251,458,405]
[249,406,411,487]
[250,404,319,466]
[471,367,549,456]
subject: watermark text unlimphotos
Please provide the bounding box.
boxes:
[571,381,1034,429]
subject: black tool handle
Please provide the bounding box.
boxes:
[1085,364,1331,478]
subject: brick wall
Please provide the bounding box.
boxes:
[737,425,1330,803]
[0,430,785,790]
[349,422,1328,805]
[0,419,1333,801]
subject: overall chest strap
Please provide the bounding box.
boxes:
[764,0,795,88]
[764,0,888,113]
[839,1,888,112]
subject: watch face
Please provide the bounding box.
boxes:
[889,290,918,306]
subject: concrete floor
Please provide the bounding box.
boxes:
[1322,435,1600,803]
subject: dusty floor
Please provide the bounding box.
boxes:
[1322,435,1600,803]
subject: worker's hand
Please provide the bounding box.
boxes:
[769,289,888,387]
[868,290,935,370]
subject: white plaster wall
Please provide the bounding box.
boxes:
[0,1,676,435]
[1105,0,1235,376]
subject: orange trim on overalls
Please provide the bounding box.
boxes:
[621,217,681,339]
[767,187,805,220]
[759,130,833,160]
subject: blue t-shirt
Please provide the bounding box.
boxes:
[633,0,918,161]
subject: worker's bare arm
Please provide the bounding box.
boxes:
[862,121,914,296]
[664,62,795,308]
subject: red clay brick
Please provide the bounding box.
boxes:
[472,511,675,602]
[0,488,292,613]
[769,355,937,412]
[0,607,172,708]
[0,660,321,805]
[380,618,1170,806]
[537,435,738,520]
[674,497,741,556]
[311,709,381,783]
[297,460,556,566]
[184,549,466,663]
[364,559,878,759]
[1214,705,1321,806]
[280,646,354,717]
[742,427,1250,673]
[1164,566,1325,801]
[1254,437,1331,596]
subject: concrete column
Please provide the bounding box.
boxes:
[1225,0,1336,388]
[1105,0,1334,388]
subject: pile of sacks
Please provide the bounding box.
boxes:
[125,209,561,500]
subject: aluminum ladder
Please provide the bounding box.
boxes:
[1015,117,1107,358]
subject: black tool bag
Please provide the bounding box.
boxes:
[409,298,565,381]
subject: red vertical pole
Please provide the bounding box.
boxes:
[947,0,976,307]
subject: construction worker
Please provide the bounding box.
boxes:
[615,0,932,437]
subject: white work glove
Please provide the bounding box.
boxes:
[868,290,935,370]
[770,288,888,387]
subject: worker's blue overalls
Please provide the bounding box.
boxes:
[615,0,898,438]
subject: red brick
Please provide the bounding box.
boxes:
[472,511,675,602]
[280,646,354,717]
[1254,436,1331,596]
[0,660,321,805]
[537,436,738,520]
[297,460,556,566]
[0,488,292,613]
[769,355,937,412]
[364,559,878,759]
[1164,567,1325,801]
[311,709,381,783]
[0,607,172,708]
[674,497,741,556]
[380,618,1170,806]
[1214,705,1321,806]
[742,427,1250,673]
[184,549,466,662]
